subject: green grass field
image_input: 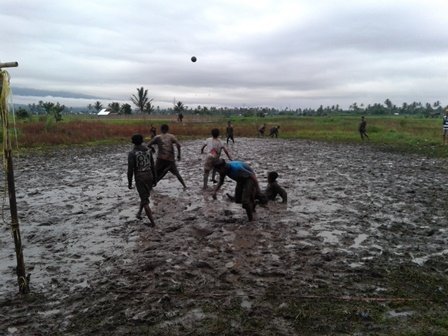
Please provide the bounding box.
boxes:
[6,114,448,157]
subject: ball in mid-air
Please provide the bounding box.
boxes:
[191,56,197,62]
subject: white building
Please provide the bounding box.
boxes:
[97,108,111,116]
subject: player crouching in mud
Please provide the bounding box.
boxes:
[264,171,287,203]
[212,159,261,221]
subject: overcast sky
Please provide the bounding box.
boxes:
[2,0,448,109]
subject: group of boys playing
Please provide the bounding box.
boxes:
[127,123,287,226]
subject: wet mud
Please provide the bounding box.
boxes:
[1,138,448,335]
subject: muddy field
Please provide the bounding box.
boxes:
[1,138,448,335]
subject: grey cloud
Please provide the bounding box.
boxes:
[2,0,448,109]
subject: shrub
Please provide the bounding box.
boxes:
[45,115,55,131]
[16,108,30,119]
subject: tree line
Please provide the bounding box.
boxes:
[15,86,447,120]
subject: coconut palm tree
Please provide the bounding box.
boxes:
[131,87,153,114]
[94,101,103,112]
[174,101,186,122]
[144,101,155,114]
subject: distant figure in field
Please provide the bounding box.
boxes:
[358,116,369,140]
[148,124,187,189]
[127,134,156,227]
[177,112,184,123]
[269,125,280,138]
[149,124,157,139]
[443,109,448,145]
[264,172,287,203]
[200,128,232,190]
[212,159,261,221]
[226,121,235,144]
[258,124,266,137]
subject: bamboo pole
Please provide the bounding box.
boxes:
[0,62,30,294]
[0,62,19,68]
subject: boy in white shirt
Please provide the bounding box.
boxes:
[200,128,232,189]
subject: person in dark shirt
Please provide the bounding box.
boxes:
[358,116,368,140]
[269,125,280,138]
[264,171,287,203]
[127,134,156,226]
[226,121,235,144]
[212,159,260,221]
[258,124,266,137]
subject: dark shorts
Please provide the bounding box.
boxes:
[156,158,179,180]
[234,178,257,208]
[135,172,153,206]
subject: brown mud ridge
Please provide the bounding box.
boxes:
[1,138,448,335]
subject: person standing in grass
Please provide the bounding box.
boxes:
[269,125,280,138]
[148,124,187,189]
[226,121,235,145]
[128,134,156,227]
[443,109,448,145]
[149,124,157,139]
[201,128,232,190]
[258,124,266,137]
[358,116,369,140]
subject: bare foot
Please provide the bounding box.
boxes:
[226,193,235,201]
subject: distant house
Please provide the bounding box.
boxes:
[97,108,111,116]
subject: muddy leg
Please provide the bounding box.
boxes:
[243,204,254,221]
[175,172,187,189]
[211,169,217,183]
[136,204,143,220]
[143,204,155,227]
[156,167,170,183]
[203,170,210,190]
[170,165,187,189]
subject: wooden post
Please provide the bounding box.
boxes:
[0,62,19,68]
[0,62,30,294]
